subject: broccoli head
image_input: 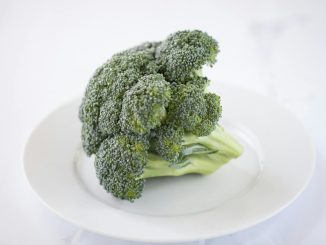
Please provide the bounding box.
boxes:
[167,83,208,132]
[150,124,184,163]
[95,134,148,200]
[156,30,219,82]
[120,74,171,135]
[79,30,243,202]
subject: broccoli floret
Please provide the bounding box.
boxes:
[167,83,207,132]
[185,72,211,91]
[192,93,222,136]
[81,124,106,156]
[120,74,171,134]
[167,84,221,136]
[98,98,121,135]
[150,124,184,163]
[95,134,148,201]
[156,30,219,82]
[80,30,243,202]
[79,44,159,155]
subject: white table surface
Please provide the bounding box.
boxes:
[1,0,326,244]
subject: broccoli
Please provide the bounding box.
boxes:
[120,74,171,134]
[95,134,148,201]
[79,30,243,202]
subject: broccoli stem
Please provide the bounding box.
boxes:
[184,126,243,158]
[141,126,243,179]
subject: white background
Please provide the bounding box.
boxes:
[1,0,326,244]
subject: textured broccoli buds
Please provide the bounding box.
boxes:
[192,93,222,136]
[95,135,148,201]
[98,98,121,135]
[80,30,242,202]
[167,84,207,132]
[120,74,171,135]
[151,125,184,163]
[156,30,219,82]
[79,44,159,156]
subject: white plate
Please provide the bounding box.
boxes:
[23,85,315,243]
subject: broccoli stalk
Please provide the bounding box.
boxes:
[141,126,243,178]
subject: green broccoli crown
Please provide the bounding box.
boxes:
[79,42,159,155]
[80,30,242,202]
[150,124,184,163]
[167,83,207,132]
[95,134,149,201]
[185,73,211,91]
[120,74,171,135]
[156,30,219,82]
[192,93,222,136]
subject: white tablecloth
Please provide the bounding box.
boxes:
[1,0,325,244]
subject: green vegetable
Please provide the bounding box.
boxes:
[79,30,243,202]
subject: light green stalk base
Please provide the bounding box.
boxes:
[141,126,243,179]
